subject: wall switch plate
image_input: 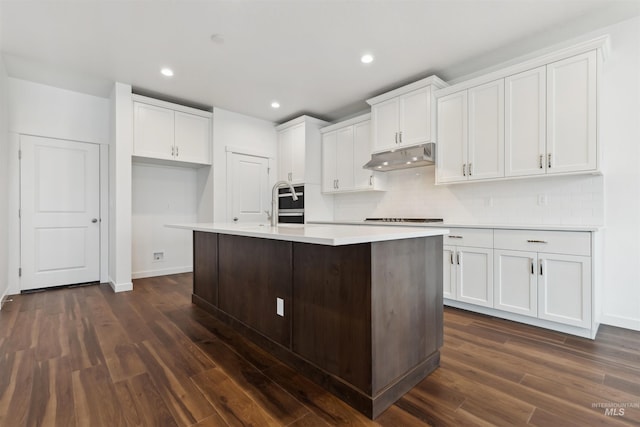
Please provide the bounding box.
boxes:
[153,252,164,261]
[276,297,284,317]
[537,194,548,206]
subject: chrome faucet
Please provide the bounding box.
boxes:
[271,181,298,227]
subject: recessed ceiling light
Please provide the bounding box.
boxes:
[361,54,374,64]
[161,68,174,77]
[271,101,280,109]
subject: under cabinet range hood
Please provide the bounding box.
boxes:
[363,142,436,172]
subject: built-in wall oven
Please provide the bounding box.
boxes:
[278,185,304,224]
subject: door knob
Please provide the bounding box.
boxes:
[233,217,239,222]
[91,218,98,223]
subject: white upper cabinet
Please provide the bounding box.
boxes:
[437,79,504,184]
[276,116,329,185]
[368,76,447,153]
[505,66,547,177]
[436,91,468,183]
[468,80,505,180]
[546,51,597,174]
[436,38,604,184]
[321,116,386,194]
[278,123,306,183]
[133,96,211,166]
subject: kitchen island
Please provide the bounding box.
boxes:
[170,223,448,418]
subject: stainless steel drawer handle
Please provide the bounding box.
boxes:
[448,235,463,239]
[527,239,548,244]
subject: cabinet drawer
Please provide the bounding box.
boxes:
[494,229,590,256]
[444,228,493,248]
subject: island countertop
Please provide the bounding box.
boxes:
[168,222,449,246]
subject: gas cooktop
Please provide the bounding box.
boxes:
[364,218,444,223]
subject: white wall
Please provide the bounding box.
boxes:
[131,162,198,278]
[333,16,640,331]
[7,78,110,293]
[599,17,640,330]
[212,107,277,222]
[0,57,10,304]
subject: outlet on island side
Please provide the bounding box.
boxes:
[153,252,164,262]
[276,297,284,317]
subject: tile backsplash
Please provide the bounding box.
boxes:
[333,166,603,225]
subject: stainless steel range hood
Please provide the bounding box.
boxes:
[363,142,436,172]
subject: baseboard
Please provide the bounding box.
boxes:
[599,313,640,332]
[0,287,12,311]
[109,281,133,293]
[131,266,192,280]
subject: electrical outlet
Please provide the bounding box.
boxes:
[153,252,164,262]
[276,298,284,317]
[537,194,548,206]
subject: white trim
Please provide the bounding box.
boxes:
[320,113,371,133]
[599,314,640,332]
[275,115,329,131]
[131,94,212,118]
[109,280,133,293]
[444,299,598,339]
[225,145,273,159]
[366,75,448,106]
[131,266,192,280]
[436,35,609,98]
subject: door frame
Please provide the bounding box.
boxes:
[7,133,109,293]
[225,145,273,223]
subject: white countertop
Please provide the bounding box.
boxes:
[309,220,603,232]
[168,222,449,246]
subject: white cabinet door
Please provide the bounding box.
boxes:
[505,66,546,177]
[278,127,294,182]
[321,131,337,193]
[335,126,354,191]
[443,246,456,299]
[399,86,431,146]
[538,254,591,328]
[437,91,468,183]
[371,98,399,152]
[468,79,504,180]
[174,111,211,165]
[457,247,493,308]
[133,102,174,161]
[290,124,306,183]
[494,250,538,317]
[547,51,597,174]
[353,121,373,189]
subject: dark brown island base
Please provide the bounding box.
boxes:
[181,223,446,419]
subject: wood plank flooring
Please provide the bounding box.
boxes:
[0,273,638,426]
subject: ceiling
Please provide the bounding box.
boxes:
[1,1,639,124]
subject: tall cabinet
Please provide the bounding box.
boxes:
[276,116,333,222]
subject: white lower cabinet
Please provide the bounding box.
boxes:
[443,228,493,308]
[445,227,595,336]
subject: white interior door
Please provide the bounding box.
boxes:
[20,135,100,290]
[228,152,270,223]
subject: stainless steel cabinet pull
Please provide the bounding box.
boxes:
[457,253,461,265]
[548,153,552,168]
[336,179,339,189]
[462,164,466,176]
[450,252,454,265]
[539,154,543,169]
[176,146,179,157]
[369,176,373,186]
[531,259,534,275]
[448,235,463,239]
[395,132,398,144]
[468,163,472,176]
[171,146,175,156]
[399,131,403,143]
[527,239,548,244]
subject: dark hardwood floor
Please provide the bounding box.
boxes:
[0,273,638,426]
